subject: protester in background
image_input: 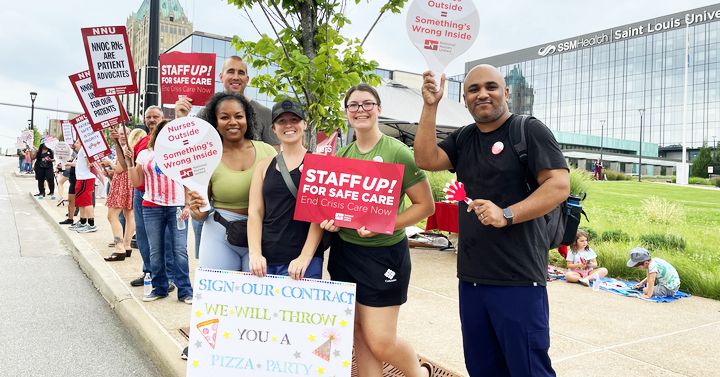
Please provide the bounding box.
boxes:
[593,158,603,181]
[68,139,97,233]
[319,84,435,377]
[56,161,70,206]
[128,119,193,303]
[17,149,25,171]
[120,107,176,292]
[24,146,33,174]
[188,92,276,272]
[247,99,324,280]
[102,126,136,262]
[30,143,55,199]
[59,142,80,225]
[174,55,280,152]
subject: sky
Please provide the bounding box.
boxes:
[1,0,719,152]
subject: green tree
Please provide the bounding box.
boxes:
[691,140,712,178]
[228,0,407,150]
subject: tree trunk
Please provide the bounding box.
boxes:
[305,120,318,152]
[298,0,319,152]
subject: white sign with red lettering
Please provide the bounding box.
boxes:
[61,120,75,143]
[55,142,73,170]
[21,130,33,146]
[154,118,222,212]
[406,0,479,86]
[44,136,59,151]
[71,114,112,162]
[81,26,138,97]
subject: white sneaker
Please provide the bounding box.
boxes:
[77,225,98,233]
[578,278,590,287]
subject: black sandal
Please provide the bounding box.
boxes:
[104,252,126,262]
[125,249,133,257]
[421,361,434,377]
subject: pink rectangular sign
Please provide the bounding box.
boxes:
[160,52,216,106]
[293,154,404,234]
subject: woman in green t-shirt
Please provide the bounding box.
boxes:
[321,84,436,376]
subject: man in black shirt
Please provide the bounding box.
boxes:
[415,65,569,377]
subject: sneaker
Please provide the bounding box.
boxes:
[578,278,590,287]
[77,225,98,233]
[59,219,74,225]
[182,296,192,305]
[142,293,167,302]
[33,193,42,197]
[181,346,188,360]
[50,195,55,200]
[130,275,145,287]
[169,282,176,293]
[69,222,84,231]
[37,196,43,200]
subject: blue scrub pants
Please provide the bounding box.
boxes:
[459,281,555,377]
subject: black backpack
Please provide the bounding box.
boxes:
[454,115,587,249]
[508,115,587,249]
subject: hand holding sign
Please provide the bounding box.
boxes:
[154,117,222,212]
[406,0,480,87]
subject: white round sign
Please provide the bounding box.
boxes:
[154,117,223,212]
[55,142,73,170]
[406,0,480,86]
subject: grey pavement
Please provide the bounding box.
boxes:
[0,157,160,377]
[7,155,720,377]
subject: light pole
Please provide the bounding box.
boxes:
[638,109,645,182]
[713,136,717,160]
[600,119,605,166]
[29,92,37,131]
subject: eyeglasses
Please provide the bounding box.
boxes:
[346,102,378,112]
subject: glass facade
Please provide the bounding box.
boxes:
[468,6,720,149]
[168,32,277,109]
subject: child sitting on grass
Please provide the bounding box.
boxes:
[627,247,681,298]
[565,229,608,287]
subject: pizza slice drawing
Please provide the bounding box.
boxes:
[197,319,219,349]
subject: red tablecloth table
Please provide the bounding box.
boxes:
[425,202,459,233]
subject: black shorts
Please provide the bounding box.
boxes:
[68,174,77,195]
[328,236,411,307]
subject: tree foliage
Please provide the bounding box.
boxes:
[691,140,712,178]
[227,0,407,149]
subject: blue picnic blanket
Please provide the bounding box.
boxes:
[559,276,691,303]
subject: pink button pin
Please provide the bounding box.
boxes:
[491,141,504,155]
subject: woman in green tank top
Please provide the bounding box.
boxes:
[321,84,436,376]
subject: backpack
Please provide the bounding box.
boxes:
[454,115,587,249]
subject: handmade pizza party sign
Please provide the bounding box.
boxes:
[160,52,216,106]
[154,118,222,212]
[406,0,480,86]
[294,154,405,234]
[187,269,356,376]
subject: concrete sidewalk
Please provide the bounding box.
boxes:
[13,165,720,377]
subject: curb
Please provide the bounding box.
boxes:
[30,192,186,377]
[12,169,34,179]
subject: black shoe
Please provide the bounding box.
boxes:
[181,346,188,360]
[169,282,176,293]
[130,276,145,287]
[130,240,138,249]
[59,219,74,225]
[33,193,42,197]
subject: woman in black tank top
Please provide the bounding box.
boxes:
[247,99,325,280]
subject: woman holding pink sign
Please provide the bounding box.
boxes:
[247,99,325,280]
[320,84,436,377]
[101,126,136,262]
[187,92,277,272]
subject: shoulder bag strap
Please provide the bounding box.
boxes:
[276,153,298,199]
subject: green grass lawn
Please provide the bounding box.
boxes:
[551,181,720,300]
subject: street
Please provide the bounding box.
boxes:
[0,157,160,376]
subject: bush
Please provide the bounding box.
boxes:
[601,230,631,243]
[691,140,713,178]
[713,177,720,188]
[603,169,632,181]
[569,167,592,196]
[641,196,685,224]
[579,226,598,242]
[689,177,711,185]
[425,170,456,203]
[639,233,687,252]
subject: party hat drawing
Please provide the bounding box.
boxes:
[313,328,342,361]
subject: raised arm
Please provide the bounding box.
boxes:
[414,71,454,172]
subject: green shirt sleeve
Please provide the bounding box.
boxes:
[394,142,427,190]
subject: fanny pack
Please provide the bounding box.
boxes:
[214,211,248,248]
